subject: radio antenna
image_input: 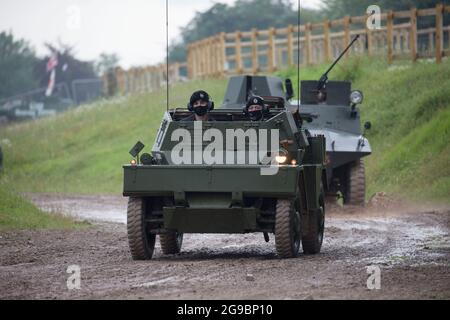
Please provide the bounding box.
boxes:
[297,0,300,111]
[166,0,169,112]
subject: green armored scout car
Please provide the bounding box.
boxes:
[123,76,326,260]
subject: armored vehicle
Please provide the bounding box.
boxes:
[300,81,371,206]
[300,35,372,206]
[123,75,326,260]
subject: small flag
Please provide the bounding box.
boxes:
[45,52,58,97]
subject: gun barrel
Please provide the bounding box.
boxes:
[317,35,360,91]
[325,34,360,76]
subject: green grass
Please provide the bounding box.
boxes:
[0,57,449,205]
[0,183,89,230]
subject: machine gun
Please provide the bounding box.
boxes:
[317,35,360,92]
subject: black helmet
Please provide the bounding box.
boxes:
[246,95,265,109]
[244,95,267,121]
[188,90,214,112]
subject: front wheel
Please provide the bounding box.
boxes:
[343,159,366,206]
[275,199,301,258]
[127,197,156,260]
[302,187,325,254]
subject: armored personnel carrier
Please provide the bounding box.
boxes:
[123,75,326,260]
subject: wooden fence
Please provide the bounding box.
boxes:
[104,62,187,96]
[106,4,450,94]
[187,4,450,79]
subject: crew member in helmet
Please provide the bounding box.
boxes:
[183,90,215,121]
[245,95,267,121]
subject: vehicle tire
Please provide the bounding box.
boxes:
[127,197,156,260]
[343,159,366,206]
[160,232,183,255]
[302,186,325,254]
[275,199,301,258]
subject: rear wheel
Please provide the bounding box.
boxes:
[275,199,301,258]
[127,197,156,260]
[160,232,183,255]
[343,159,366,206]
[302,186,325,254]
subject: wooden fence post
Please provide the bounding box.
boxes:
[235,31,242,74]
[366,13,373,57]
[305,23,311,65]
[268,27,276,72]
[206,38,212,77]
[410,8,418,62]
[344,16,351,58]
[387,11,394,64]
[287,24,294,66]
[323,20,331,61]
[251,28,259,74]
[219,33,226,77]
[436,4,444,63]
[202,40,208,78]
[212,36,218,77]
[187,44,192,79]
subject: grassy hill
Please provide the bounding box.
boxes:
[0,185,88,230]
[0,57,449,204]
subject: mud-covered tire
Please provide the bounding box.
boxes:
[344,159,366,206]
[302,187,325,254]
[127,197,156,260]
[160,232,183,255]
[275,199,301,258]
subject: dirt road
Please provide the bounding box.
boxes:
[0,194,449,300]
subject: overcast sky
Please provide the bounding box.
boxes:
[0,0,321,68]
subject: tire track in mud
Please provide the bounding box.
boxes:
[0,194,448,299]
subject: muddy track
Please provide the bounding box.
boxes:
[0,194,449,300]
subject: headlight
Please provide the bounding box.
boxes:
[350,90,364,104]
[275,155,287,164]
[275,149,288,164]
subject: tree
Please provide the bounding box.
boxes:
[169,0,323,63]
[0,31,38,100]
[33,42,98,89]
[95,53,120,76]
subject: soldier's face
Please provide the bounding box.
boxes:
[193,100,208,108]
[248,105,262,112]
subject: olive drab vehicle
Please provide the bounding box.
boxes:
[123,75,326,260]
